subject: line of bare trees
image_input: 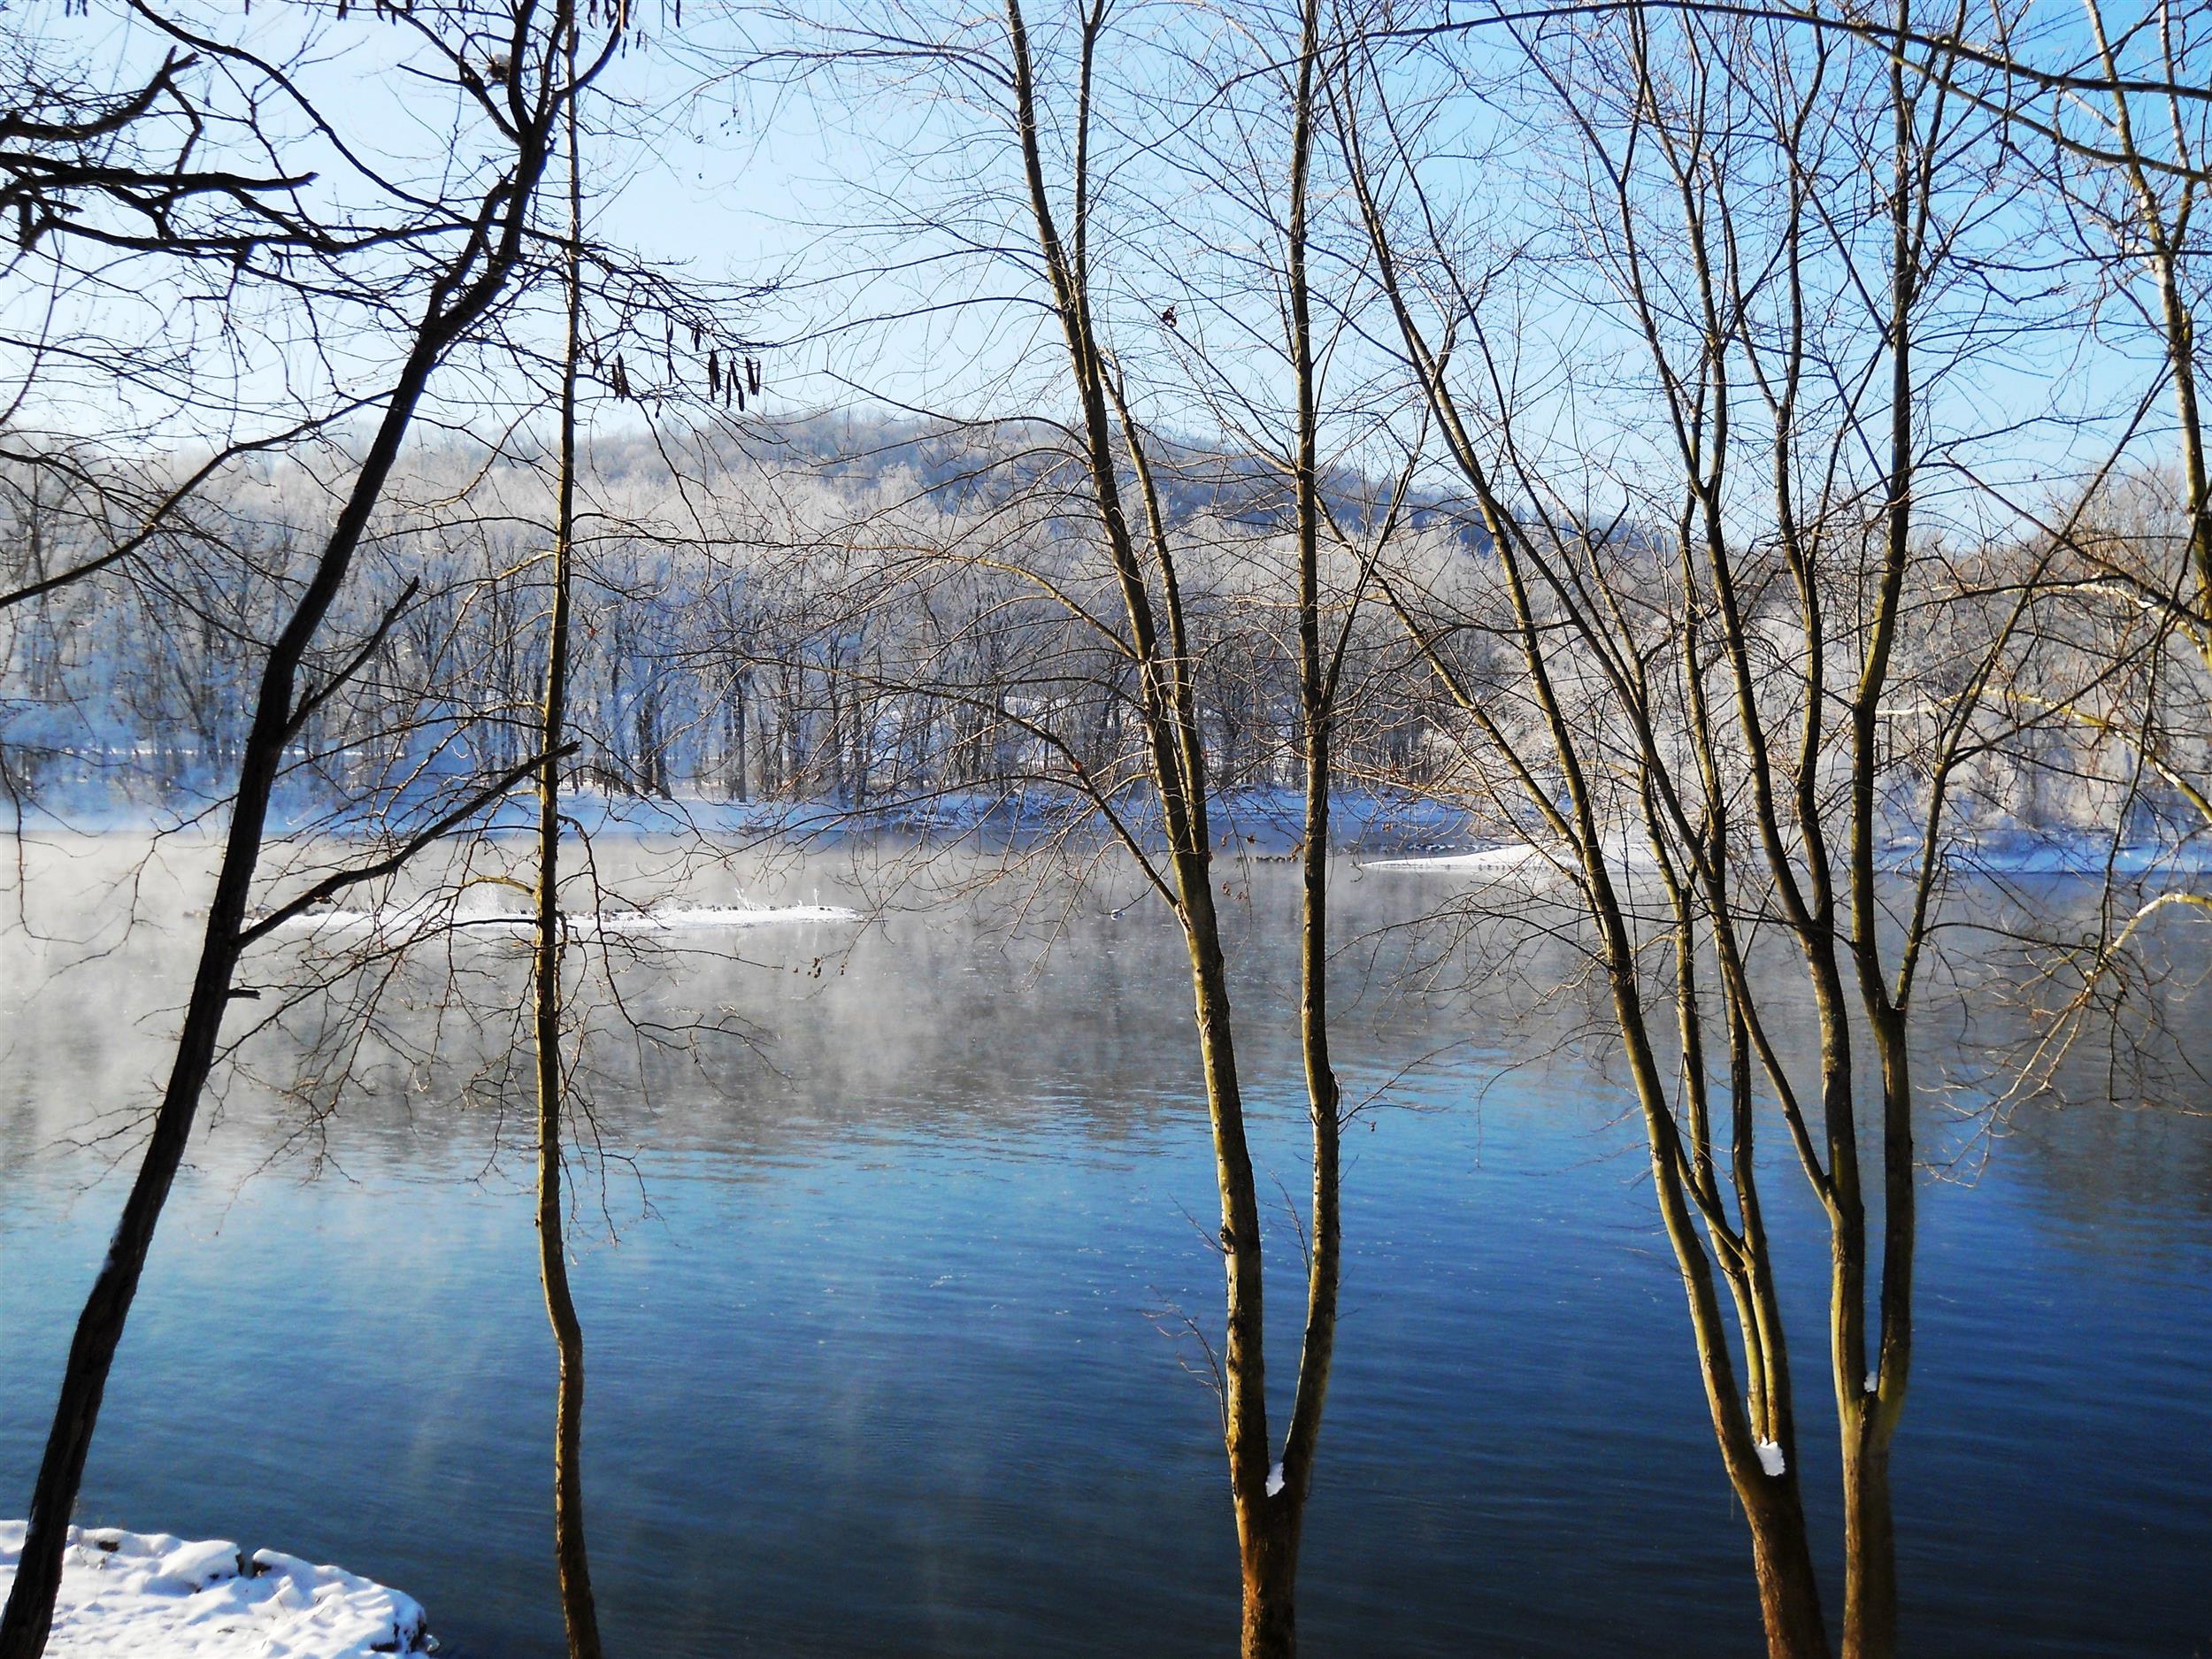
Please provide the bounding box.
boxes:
[6,415,2185,842]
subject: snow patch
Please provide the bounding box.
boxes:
[1362,843,1547,874]
[1754,1440,1786,1478]
[1365,829,2212,881]
[0,1522,430,1657]
[276,899,859,940]
[564,904,861,933]
[1361,830,1660,878]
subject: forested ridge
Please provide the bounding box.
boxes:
[6,418,2200,856]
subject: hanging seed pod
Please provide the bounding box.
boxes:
[746,356,761,396]
[690,323,702,350]
[736,383,746,412]
[708,350,720,396]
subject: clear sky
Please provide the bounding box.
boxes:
[5,0,2202,539]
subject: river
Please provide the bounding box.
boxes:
[2,837,2207,1656]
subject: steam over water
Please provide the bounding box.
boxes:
[3,837,2208,1656]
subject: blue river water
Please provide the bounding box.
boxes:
[2,854,2208,1656]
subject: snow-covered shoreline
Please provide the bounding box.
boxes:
[1361,832,2212,879]
[0,1524,431,1659]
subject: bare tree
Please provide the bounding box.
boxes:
[0,4,618,1648]
[1340,6,2063,1653]
[533,25,606,1654]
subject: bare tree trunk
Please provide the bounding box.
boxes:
[1843,1015,1912,1659]
[1271,12,1339,1651]
[1841,1432,1897,1659]
[1239,1509,1300,1659]
[534,45,605,1659]
[1839,19,1923,1647]
[1746,1484,1831,1659]
[995,4,1312,1647]
[1342,57,1835,1640]
[728,672,749,801]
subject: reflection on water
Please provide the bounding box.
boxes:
[1,842,2208,1657]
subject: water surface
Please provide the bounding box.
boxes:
[2,844,2208,1656]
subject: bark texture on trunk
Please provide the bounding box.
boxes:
[1746,1479,1832,1659]
[1238,1503,1301,1659]
[1841,1432,1896,1659]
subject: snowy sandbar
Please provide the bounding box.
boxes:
[0,1523,430,1658]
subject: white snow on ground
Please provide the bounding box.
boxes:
[275,899,860,940]
[1363,829,2212,880]
[1360,844,1549,874]
[580,904,860,933]
[1754,1440,1787,1478]
[1362,832,1659,877]
[0,1523,430,1657]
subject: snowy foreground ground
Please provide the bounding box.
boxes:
[0,1525,430,1658]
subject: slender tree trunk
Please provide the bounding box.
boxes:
[729,674,749,801]
[1745,1482,1831,1659]
[1176,879,1271,1571]
[1841,1431,1896,1659]
[1845,1012,1912,1659]
[1839,21,1919,1648]
[1617,952,1830,1659]
[534,48,605,1659]
[991,4,1348,1649]
[1276,11,1339,1652]
[1238,1504,1300,1659]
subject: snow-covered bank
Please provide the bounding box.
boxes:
[0,781,1480,855]
[0,1524,430,1657]
[1362,832,2212,880]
